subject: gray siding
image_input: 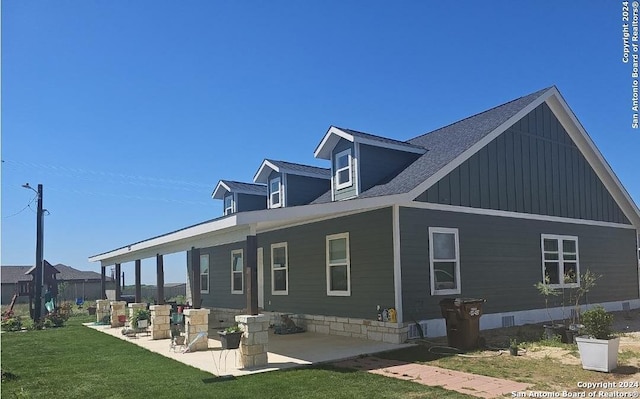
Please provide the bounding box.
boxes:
[257,207,395,319]
[333,139,357,201]
[416,103,630,224]
[236,193,267,212]
[359,144,420,192]
[400,207,639,320]
[190,241,247,309]
[285,174,330,206]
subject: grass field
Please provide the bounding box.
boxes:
[1,313,471,399]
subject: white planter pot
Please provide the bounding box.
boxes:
[575,336,620,372]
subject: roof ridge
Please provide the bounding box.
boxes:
[266,159,329,170]
[332,126,425,149]
[407,86,553,142]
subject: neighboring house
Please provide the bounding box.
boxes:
[1,263,114,304]
[90,86,640,343]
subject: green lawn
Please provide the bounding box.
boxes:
[1,315,471,399]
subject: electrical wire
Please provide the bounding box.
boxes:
[2,194,37,219]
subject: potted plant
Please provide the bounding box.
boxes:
[509,338,519,356]
[565,270,600,344]
[218,324,243,349]
[130,308,151,331]
[575,306,619,372]
[534,277,564,340]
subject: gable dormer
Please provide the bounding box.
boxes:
[314,126,426,201]
[211,180,267,215]
[253,159,330,208]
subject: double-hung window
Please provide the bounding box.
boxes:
[429,227,461,295]
[326,233,351,296]
[334,149,352,189]
[270,177,282,208]
[231,249,244,294]
[271,242,288,295]
[541,234,579,288]
[224,194,234,215]
[200,254,210,294]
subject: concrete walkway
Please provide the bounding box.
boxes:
[83,323,412,377]
[334,356,531,399]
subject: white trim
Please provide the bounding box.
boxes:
[405,89,554,203]
[404,201,637,230]
[231,249,244,294]
[428,227,461,296]
[540,234,580,289]
[282,173,288,208]
[326,232,351,296]
[392,205,403,323]
[223,193,235,215]
[212,180,266,199]
[334,149,353,190]
[200,253,210,294]
[330,151,336,202]
[270,242,289,295]
[254,159,330,183]
[257,206,389,234]
[269,176,282,209]
[354,142,361,196]
[314,126,426,160]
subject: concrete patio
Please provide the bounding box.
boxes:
[84,322,413,377]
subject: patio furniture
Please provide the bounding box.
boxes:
[182,332,207,353]
[170,324,186,352]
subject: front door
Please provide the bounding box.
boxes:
[257,247,264,309]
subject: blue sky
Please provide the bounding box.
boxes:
[2,2,638,285]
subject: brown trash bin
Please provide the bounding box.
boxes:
[439,298,486,350]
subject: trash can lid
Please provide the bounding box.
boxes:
[454,298,486,304]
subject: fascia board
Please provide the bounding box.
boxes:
[211,181,232,199]
[253,160,279,183]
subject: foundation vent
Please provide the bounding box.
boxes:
[501,315,515,328]
[407,321,428,339]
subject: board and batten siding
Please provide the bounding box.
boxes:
[188,241,247,310]
[257,207,395,319]
[332,139,357,201]
[400,207,638,320]
[416,102,630,225]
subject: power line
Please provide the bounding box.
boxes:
[2,194,38,219]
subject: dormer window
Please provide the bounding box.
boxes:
[335,149,352,189]
[224,194,234,215]
[270,177,282,208]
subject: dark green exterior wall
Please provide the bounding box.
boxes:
[236,193,266,212]
[400,207,639,320]
[359,144,420,192]
[197,208,395,319]
[285,174,330,206]
[416,103,630,225]
[256,207,395,319]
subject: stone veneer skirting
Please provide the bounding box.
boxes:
[206,308,409,344]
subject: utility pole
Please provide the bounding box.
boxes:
[23,183,45,321]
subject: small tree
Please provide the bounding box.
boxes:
[535,275,561,325]
[569,269,600,325]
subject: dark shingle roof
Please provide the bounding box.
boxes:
[265,159,331,178]
[359,87,552,198]
[220,180,267,195]
[311,87,552,203]
[1,263,110,284]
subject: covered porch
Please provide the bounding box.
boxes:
[84,322,412,377]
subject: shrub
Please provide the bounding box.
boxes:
[581,306,614,339]
[1,316,22,332]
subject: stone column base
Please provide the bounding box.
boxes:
[110,301,127,327]
[150,304,171,340]
[235,314,269,368]
[184,308,210,351]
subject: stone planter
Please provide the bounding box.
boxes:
[576,336,620,372]
[218,331,242,350]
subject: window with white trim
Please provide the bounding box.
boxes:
[334,149,352,189]
[541,234,579,288]
[429,227,461,295]
[326,233,351,296]
[271,242,288,295]
[270,177,282,208]
[224,194,234,215]
[231,249,243,294]
[200,254,210,294]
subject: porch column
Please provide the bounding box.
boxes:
[246,235,258,316]
[156,254,165,305]
[191,248,201,308]
[115,263,121,301]
[100,266,106,299]
[135,259,142,303]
